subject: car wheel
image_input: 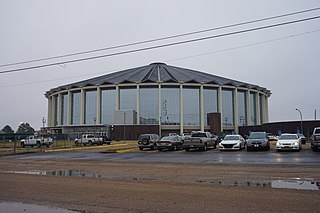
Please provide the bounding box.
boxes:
[88,141,92,146]
[107,142,111,145]
[185,148,190,152]
[21,142,25,148]
[75,141,79,146]
[173,145,177,151]
[139,147,143,151]
[37,142,41,148]
[246,147,251,152]
[142,139,148,145]
[158,148,163,152]
[203,143,207,151]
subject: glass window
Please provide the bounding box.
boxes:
[84,90,97,124]
[203,88,218,126]
[120,87,136,110]
[71,92,81,125]
[53,95,59,126]
[101,88,116,124]
[183,87,200,125]
[250,92,257,125]
[237,91,247,126]
[140,87,159,124]
[61,94,68,125]
[259,94,264,124]
[222,89,234,127]
[161,87,180,125]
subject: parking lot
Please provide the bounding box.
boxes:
[2,141,320,165]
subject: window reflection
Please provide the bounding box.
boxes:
[259,94,264,124]
[140,87,158,124]
[183,88,200,125]
[71,92,81,125]
[161,87,180,125]
[84,90,96,124]
[203,88,218,126]
[237,91,246,126]
[61,94,68,125]
[53,95,58,126]
[250,92,256,125]
[120,87,136,110]
[222,89,234,127]
[101,88,116,124]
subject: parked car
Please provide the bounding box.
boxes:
[246,132,270,151]
[182,131,217,151]
[137,134,160,151]
[276,133,302,152]
[311,127,320,151]
[219,134,246,151]
[156,135,183,151]
[74,134,105,146]
[297,133,306,144]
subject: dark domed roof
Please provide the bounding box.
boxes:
[46,63,271,96]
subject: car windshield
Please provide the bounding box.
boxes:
[160,136,174,141]
[249,132,266,139]
[223,135,240,140]
[279,135,298,140]
[315,129,320,134]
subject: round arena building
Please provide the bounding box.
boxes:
[45,63,271,138]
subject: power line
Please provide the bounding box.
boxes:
[1,28,319,88]
[1,15,320,75]
[166,29,320,62]
[1,7,320,68]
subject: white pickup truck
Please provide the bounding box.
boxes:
[74,134,110,146]
[182,131,217,151]
[20,135,53,148]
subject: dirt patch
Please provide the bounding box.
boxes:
[0,158,320,212]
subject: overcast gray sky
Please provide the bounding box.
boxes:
[1,0,320,130]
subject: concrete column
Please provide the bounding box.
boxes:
[256,92,261,125]
[116,85,119,111]
[180,84,184,135]
[200,85,204,131]
[67,91,72,125]
[218,87,223,132]
[233,88,239,133]
[47,97,52,127]
[136,85,140,125]
[246,90,251,126]
[80,89,85,125]
[265,95,269,123]
[96,87,101,124]
[158,84,162,126]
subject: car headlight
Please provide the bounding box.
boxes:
[277,142,281,146]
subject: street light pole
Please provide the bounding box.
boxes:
[295,108,303,134]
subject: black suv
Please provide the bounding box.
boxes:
[138,134,160,151]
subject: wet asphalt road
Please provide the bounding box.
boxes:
[3,148,320,165]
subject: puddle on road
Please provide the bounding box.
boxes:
[0,202,78,213]
[2,169,320,191]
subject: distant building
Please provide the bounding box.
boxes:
[45,63,271,137]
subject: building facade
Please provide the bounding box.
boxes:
[45,63,271,135]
